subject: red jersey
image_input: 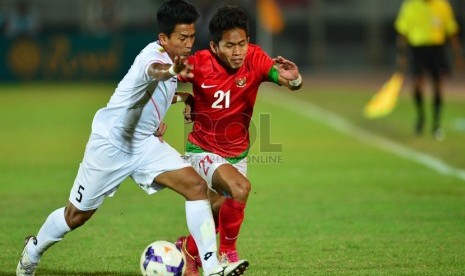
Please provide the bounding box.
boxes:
[180,44,274,158]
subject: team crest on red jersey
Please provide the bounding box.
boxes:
[235,76,247,88]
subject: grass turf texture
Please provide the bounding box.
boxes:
[1,80,464,275]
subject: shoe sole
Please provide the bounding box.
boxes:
[226,260,249,276]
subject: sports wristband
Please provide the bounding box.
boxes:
[168,65,177,76]
[289,74,302,87]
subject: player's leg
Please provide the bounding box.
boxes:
[430,45,448,140]
[16,204,81,276]
[431,76,444,140]
[17,134,129,276]
[411,46,425,135]
[180,157,250,263]
[413,76,425,135]
[155,167,222,274]
[211,163,250,261]
[154,167,208,200]
[210,188,226,216]
[17,194,102,276]
[134,140,248,275]
[175,193,223,276]
[155,168,249,275]
[17,202,97,271]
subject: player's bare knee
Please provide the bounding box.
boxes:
[231,179,251,202]
[184,178,208,201]
[210,194,225,213]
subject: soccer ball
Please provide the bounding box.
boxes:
[140,240,186,276]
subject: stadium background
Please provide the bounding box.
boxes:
[1,0,464,81]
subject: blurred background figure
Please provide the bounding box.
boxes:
[395,0,464,141]
[1,0,464,82]
[0,0,7,35]
[81,0,122,36]
[194,0,223,50]
[5,0,40,39]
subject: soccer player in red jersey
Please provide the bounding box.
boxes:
[174,5,302,275]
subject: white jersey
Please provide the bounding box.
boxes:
[91,41,176,153]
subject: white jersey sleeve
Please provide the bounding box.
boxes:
[91,41,178,154]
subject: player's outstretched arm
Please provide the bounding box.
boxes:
[273,56,303,91]
[147,56,194,81]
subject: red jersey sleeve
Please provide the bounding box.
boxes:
[249,45,275,82]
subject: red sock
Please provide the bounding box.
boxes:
[185,235,199,257]
[219,198,246,253]
[186,224,219,258]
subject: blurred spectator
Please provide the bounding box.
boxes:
[194,0,224,50]
[0,0,6,35]
[81,0,121,36]
[395,0,464,141]
[5,0,40,39]
[278,0,308,7]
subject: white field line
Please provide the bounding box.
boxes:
[262,90,465,182]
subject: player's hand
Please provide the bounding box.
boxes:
[154,121,167,142]
[173,56,194,79]
[183,104,193,124]
[182,94,194,124]
[273,56,299,80]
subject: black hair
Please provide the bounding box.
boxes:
[209,5,249,45]
[157,0,199,37]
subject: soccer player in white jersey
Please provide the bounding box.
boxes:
[15,1,248,276]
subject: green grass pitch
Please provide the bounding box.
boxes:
[1,79,465,275]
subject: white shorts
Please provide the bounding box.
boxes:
[185,152,247,192]
[69,134,190,211]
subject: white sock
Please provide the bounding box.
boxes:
[185,200,219,274]
[28,207,71,263]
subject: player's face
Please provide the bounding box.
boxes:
[160,23,196,59]
[211,28,249,70]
